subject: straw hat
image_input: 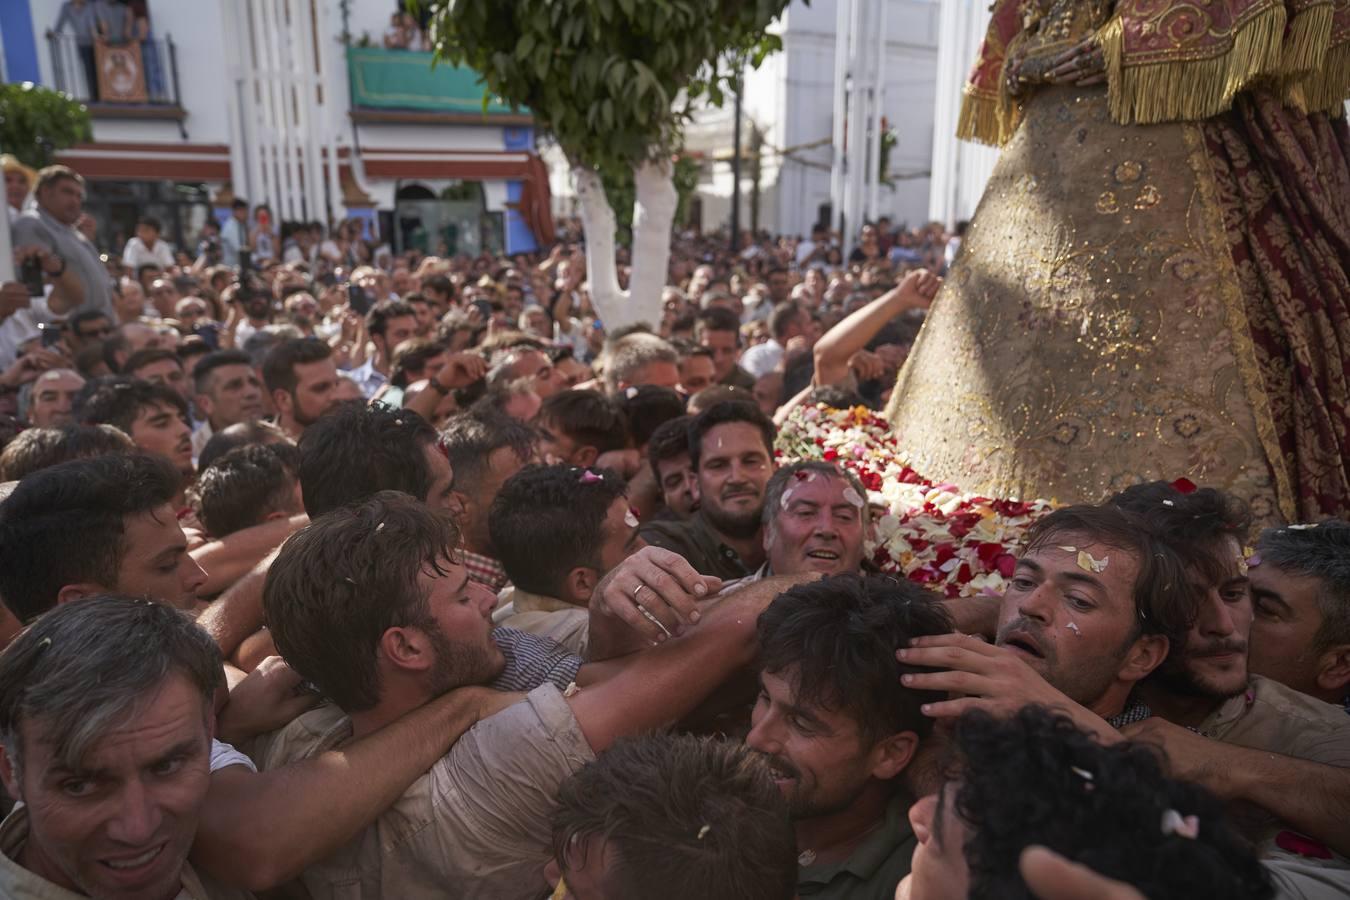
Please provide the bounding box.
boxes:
[0,154,37,190]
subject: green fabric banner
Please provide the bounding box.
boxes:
[347,47,521,115]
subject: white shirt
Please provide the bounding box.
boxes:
[122,235,176,270]
[739,338,784,379]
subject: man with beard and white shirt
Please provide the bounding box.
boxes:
[640,401,777,580]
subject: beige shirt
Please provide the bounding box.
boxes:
[1199,675,1350,872]
[0,806,214,900]
[492,588,590,657]
[251,684,594,900]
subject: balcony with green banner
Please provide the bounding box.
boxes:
[347,47,532,125]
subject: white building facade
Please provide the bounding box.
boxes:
[682,0,942,241]
[2,0,551,256]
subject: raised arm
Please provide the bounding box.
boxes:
[193,684,523,891]
[811,269,940,387]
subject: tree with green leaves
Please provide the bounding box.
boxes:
[428,0,793,329]
[0,83,91,170]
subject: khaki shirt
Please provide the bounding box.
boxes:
[1199,675,1350,856]
[251,684,594,900]
[0,806,214,900]
[493,588,590,657]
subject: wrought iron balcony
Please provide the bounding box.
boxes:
[45,31,184,120]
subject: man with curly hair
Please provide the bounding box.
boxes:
[899,706,1273,900]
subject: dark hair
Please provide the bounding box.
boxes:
[0,454,181,623]
[261,338,332,395]
[616,385,685,449]
[232,198,249,211]
[490,464,627,598]
[687,400,776,471]
[1022,503,1195,650]
[196,420,294,473]
[69,309,111,337]
[687,385,753,415]
[123,347,181,378]
[1108,481,1252,595]
[422,274,453,298]
[0,424,134,482]
[75,377,189,435]
[264,492,459,711]
[647,415,692,482]
[756,574,952,743]
[194,445,300,538]
[1255,519,1350,653]
[696,306,741,342]
[136,263,162,283]
[192,349,255,394]
[136,215,163,232]
[298,403,438,518]
[539,390,628,456]
[390,338,447,388]
[0,595,224,773]
[439,411,537,496]
[951,706,1273,900]
[552,734,797,900]
[366,300,416,339]
[768,303,802,341]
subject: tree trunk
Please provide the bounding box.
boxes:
[573,159,676,331]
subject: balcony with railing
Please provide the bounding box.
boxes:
[46,32,185,122]
[346,46,531,126]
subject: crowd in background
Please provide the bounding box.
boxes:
[0,152,1346,900]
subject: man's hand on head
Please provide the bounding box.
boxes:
[591,546,721,646]
[215,655,320,746]
[896,633,1116,740]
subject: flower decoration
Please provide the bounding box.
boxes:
[776,405,1056,598]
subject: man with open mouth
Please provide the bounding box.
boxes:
[0,596,222,900]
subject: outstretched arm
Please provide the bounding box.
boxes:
[1123,717,1350,858]
[193,685,523,891]
[569,553,810,752]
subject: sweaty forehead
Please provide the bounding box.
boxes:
[700,422,768,457]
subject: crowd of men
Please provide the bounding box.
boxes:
[0,156,1346,900]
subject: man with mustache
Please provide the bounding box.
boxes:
[640,401,777,579]
[1110,483,1350,868]
[745,574,952,897]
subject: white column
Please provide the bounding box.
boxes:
[865,0,887,222]
[293,0,325,221]
[829,0,851,247]
[313,0,345,225]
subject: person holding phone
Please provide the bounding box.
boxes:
[251,204,276,264]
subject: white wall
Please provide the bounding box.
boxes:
[689,0,941,238]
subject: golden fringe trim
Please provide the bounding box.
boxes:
[1299,40,1350,113]
[1100,4,1287,126]
[957,90,1013,147]
[1281,2,1334,77]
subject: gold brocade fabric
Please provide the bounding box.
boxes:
[886,84,1284,521]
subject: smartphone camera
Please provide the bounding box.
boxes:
[20,256,45,297]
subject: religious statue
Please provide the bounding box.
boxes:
[887,0,1350,523]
